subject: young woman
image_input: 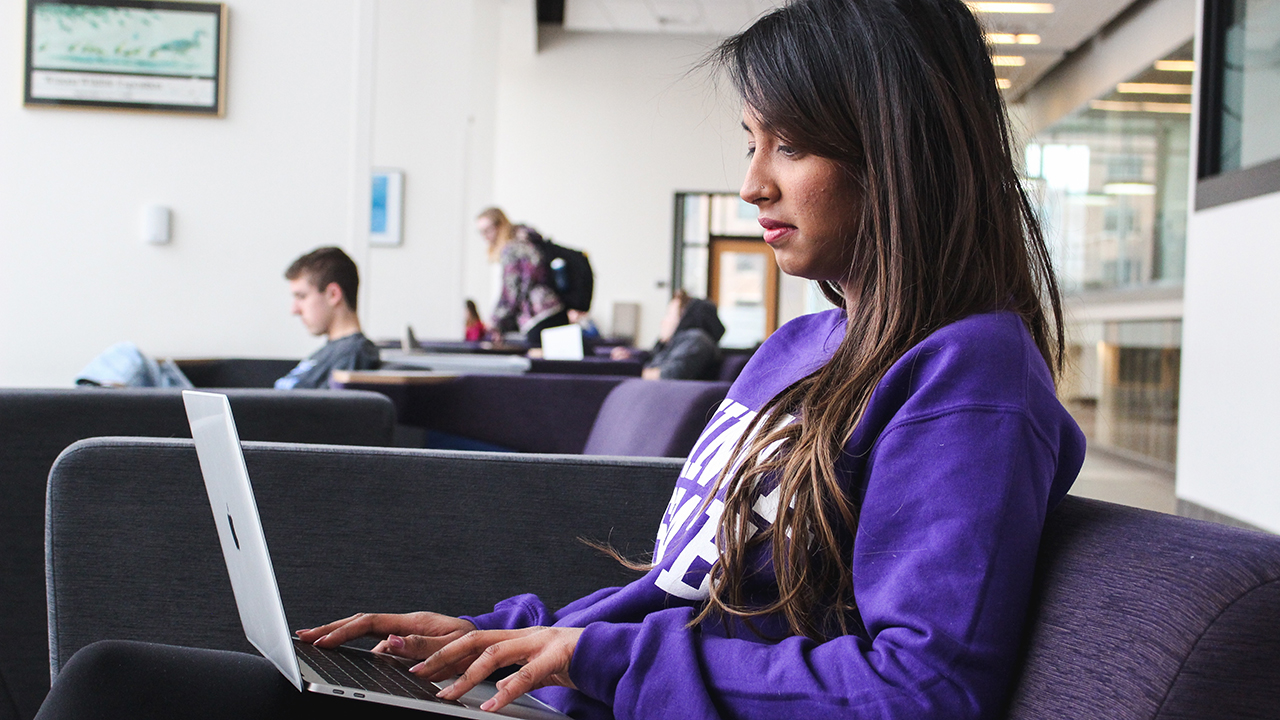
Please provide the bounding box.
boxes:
[464,299,487,342]
[300,0,1085,716]
[37,1,1083,718]
[476,208,568,347]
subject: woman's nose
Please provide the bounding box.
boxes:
[740,163,772,206]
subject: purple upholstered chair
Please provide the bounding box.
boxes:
[582,379,730,458]
[1005,495,1280,719]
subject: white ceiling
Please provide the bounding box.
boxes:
[562,0,1135,97]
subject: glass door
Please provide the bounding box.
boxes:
[709,239,778,347]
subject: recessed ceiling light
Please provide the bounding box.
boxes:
[1154,60,1196,72]
[967,2,1055,13]
[996,78,1013,89]
[992,55,1028,66]
[1103,183,1156,196]
[1090,99,1193,114]
[987,33,1041,44]
[1117,82,1193,95]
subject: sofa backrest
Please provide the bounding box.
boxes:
[1005,496,1280,719]
[174,358,302,388]
[43,439,1280,718]
[45,439,680,677]
[397,374,630,453]
[582,379,730,458]
[0,389,395,720]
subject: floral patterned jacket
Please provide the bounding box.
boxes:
[491,228,564,334]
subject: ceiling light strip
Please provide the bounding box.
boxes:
[967,2,1055,13]
[1116,82,1194,95]
[1090,99,1193,114]
[987,33,1041,44]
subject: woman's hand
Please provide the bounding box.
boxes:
[295,612,476,660]
[414,626,583,713]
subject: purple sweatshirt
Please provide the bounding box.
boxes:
[463,310,1086,719]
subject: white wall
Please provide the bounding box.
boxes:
[0,0,369,386]
[487,21,748,345]
[1178,190,1280,531]
[1177,0,1280,532]
[360,0,501,341]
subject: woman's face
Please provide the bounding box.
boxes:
[739,111,858,286]
[476,216,498,247]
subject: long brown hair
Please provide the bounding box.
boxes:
[688,0,1065,641]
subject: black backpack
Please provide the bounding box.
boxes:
[530,231,594,312]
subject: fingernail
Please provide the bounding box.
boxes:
[314,633,329,645]
[409,661,425,673]
[296,628,311,634]
[436,684,455,699]
[387,634,405,649]
[481,700,495,711]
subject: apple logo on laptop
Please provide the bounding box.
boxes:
[226,508,241,550]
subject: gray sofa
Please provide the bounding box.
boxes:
[43,438,1280,718]
[45,439,674,670]
[352,374,730,457]
[0,389,396,720]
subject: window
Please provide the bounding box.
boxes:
[1198,0,1280,207]
[1025,42,1192,292]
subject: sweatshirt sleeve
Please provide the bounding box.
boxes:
[567,406,1059,720]
[461,586,634,632]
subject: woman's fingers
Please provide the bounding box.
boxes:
[374,631,469,660]
[423,627,582,711]
[295,613,370,643]
[483,645,575,712]
[307,613,392,648]
[297,612,476,650]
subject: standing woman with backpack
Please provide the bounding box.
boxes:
[475,207,568,348]
[36,1,1084,718]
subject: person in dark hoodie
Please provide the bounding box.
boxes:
[611,290,726,380]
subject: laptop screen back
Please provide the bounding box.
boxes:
[183,390,302,690]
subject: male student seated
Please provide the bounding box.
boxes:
[273,246,381,389]
[75,247,380,388]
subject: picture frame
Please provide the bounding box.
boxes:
[24,0,228,116]
[369,169,404,247]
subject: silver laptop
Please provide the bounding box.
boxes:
[182,390,567,719]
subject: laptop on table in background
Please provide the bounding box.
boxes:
[182,390,567,719]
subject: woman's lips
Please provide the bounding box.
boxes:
[759,218,796,244]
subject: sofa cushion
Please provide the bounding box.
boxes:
[582,379,730,458]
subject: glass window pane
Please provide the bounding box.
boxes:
[1028,42,1192,291]
[1219,0,1280,172]
[717,250,766,347]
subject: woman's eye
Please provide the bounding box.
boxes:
[746,145,756,158]
[778,145,799,157]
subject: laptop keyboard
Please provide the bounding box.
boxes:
[293,639,465,706]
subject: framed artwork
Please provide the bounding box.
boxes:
[24,1,228,116]
[369,170,404,247]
